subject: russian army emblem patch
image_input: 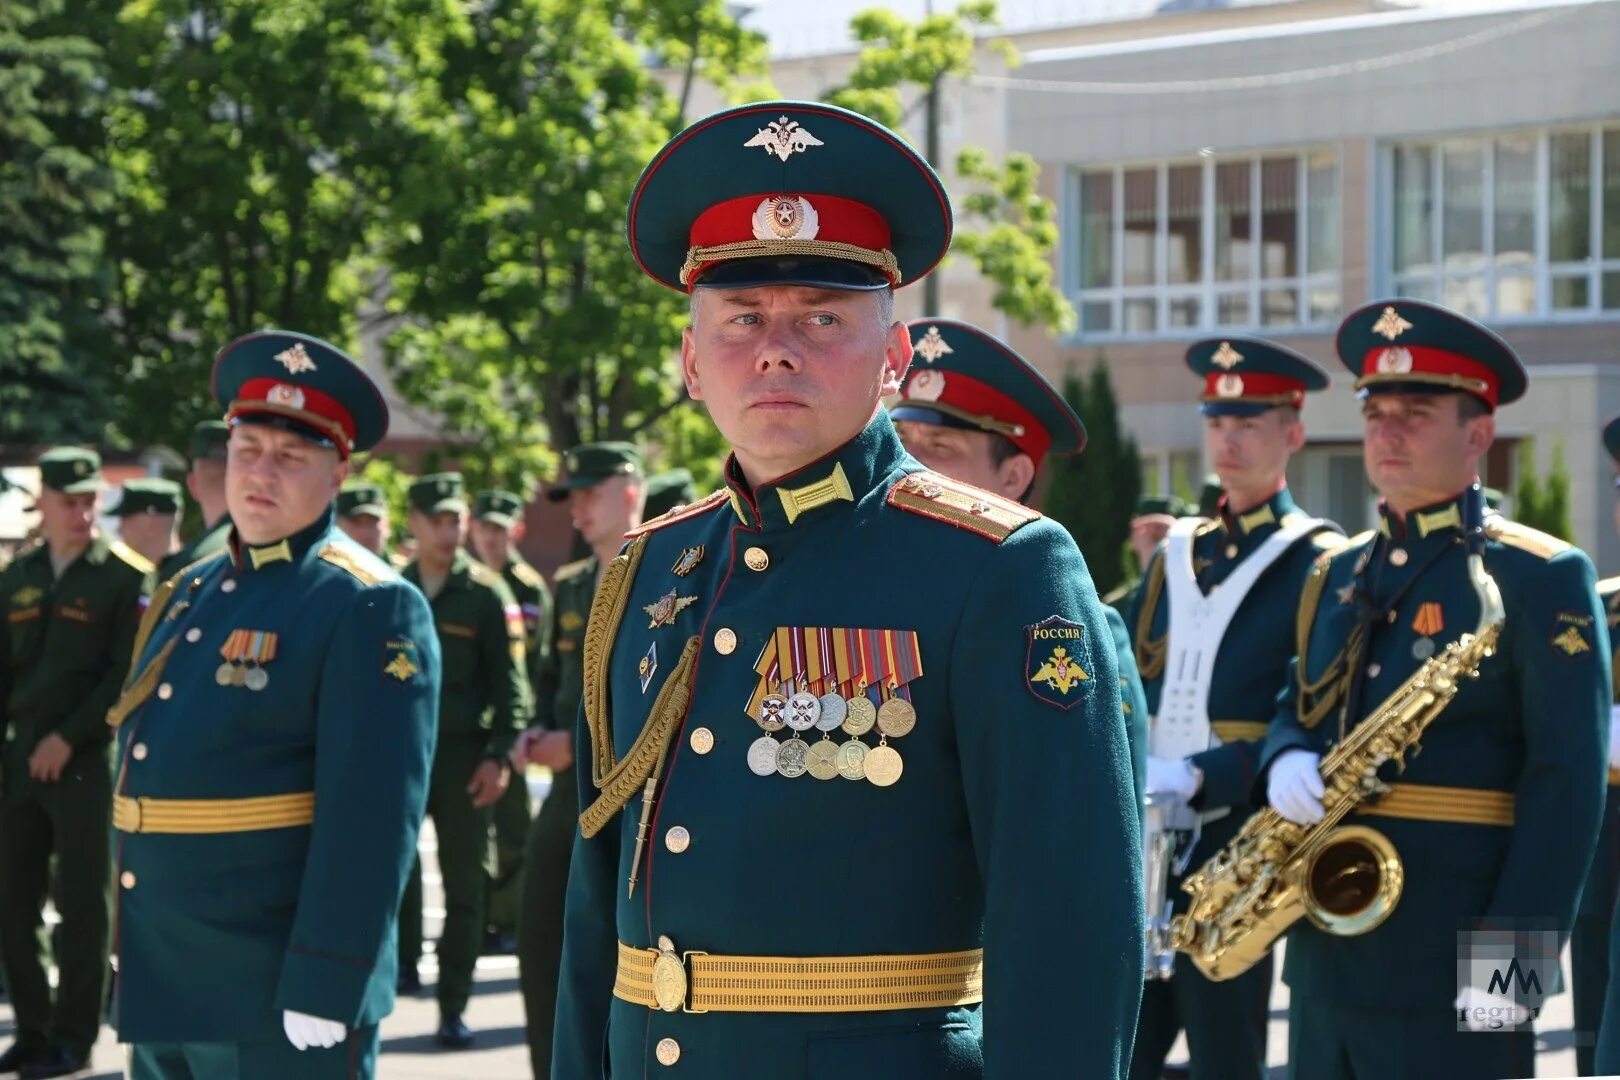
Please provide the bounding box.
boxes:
[1025,615,1093,710]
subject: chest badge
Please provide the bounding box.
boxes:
[644,589,697,629]
[671,546,705,577]
[639,641,659,693]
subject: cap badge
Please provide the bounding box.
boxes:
[274,342,318,374]
[1376,347,1414,374]
[743,116,824,162]
[912,326,953,363]
[437,480,449,495]
[1211,341,1244,369]
[908,369,946,402]
[1372,306,1414,341]
[752,195,820,241]
[1215,374,1244,398]
[74,460,89,476]
[565,453,578,472]
[268,383,306,409]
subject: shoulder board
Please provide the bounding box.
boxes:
[1597,575,1620,601]
[624,488,730,539]
[1485,518,1572,560]
[511,561,545,589]
[108,541,155,575]
[317,543,393,587]
[164,550,229,590]
[554,557,595,582]
[886,471,1039,543]
[1193,517,1221,539]
[1308,526,1351,552]
[466,560,504,589]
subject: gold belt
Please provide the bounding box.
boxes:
[1609,766,1620,787]
[113,792,315,834]
[1211,720,1269,744]
[613,938,983,1014]
[1354,782,1514,827]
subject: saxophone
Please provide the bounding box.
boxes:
[1170,488,1505,982]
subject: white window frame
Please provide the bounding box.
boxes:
[1064,149,1341,343]
[1380,121,1620,322]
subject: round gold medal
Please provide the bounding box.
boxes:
[230,664,248,687]
[836,739,868,780]
[864,744,904,788]
[876,698,916,738]
[842,695,877,736]
[216,663,235,687]
[805,740,840,780]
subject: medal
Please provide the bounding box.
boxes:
[775,737,809,778]
[806,740,840,780]
[864,743,904,787]
[747,736,780,776]
[671,546,704,577]
[244,666,269,692]
[1412,638,1436,660]
[876,697,916,738]
[785,691,820,732]
[843,695,877,736]
[757,694,788,732]
[216,663,235,686]
[219,629,277,690]
[231,664,248,687]
[814,693,847,732]
[836,739,868,780]
[643,589,697,629]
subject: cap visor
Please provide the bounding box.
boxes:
[1199,401,1277,418]
[693,255,890,292]
[477,511,519,527]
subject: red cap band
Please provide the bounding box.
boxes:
[1357,344,1500,408]
[902,369,1053,464]
[1200,370,1306,407]
[230,377,358,455]
[683,193,897,288]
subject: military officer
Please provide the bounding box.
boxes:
[159,420,232,580]
[335,481,396,563]
[1128,337,1343,1080]
[888,317,1149,812]
[1259,299,1608,1078]
[511,443,646,1078]
[401,472,530,1047]
[1578,417,1620,1075]
[113,477,184,568]
[552,101,1142,1079]
[470,488,551,954]
[1103,494,1191,614]
[643,469,698,520]
[0,447,152,1080]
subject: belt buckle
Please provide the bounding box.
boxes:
[649,936,709,1015]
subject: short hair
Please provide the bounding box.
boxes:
[689,286,895,329]
[1455,393,1490,423]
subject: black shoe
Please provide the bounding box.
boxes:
[18,1048,87,1080]
[482,930,518,955]
[435,1013,474,1049]
[0,1044,43,1076]
[397,966,424,995]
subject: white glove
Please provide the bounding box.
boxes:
[1454,985,1534,1032]
[1146,755,1199,800]
[1267,749,1325,825]
[283,1009,348,1051]
[1609,705,1620,771]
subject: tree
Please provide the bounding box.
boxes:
[375,0,769,492]
[1041,359,1141,595]
[0,0,116,444]
[826,1,1073,333]
[1513,440,1574,542]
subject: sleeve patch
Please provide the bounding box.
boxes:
[1551,612,1594,658]
[1025,615,1093,710]
[384,639,425,684]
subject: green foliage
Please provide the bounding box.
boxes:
[825,1,995,128]
[0,0,116,444]
[1040,359,1142,595]
[1513,440,1574,542]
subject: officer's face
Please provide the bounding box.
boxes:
[893,421,1033,502]
[1203,409,1303,505]
[408,509,467,569]
[682,286,910,484]
[339,511,388,556]
[36,489,98,548]
[1361,393,1494,512]
[225,425,348,544]
[470,519,515,566]
[119,512,178,564]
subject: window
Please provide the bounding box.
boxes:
[1071,149,1340,340]
[1387,123,1620,319]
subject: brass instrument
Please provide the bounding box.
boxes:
[1171,488,1504,982]
[1143,791,1197,980]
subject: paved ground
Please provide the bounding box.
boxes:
[0,771,1590,1078]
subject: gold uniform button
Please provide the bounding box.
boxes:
[220,579,237,593]
[120,872,136,890]
[157,683,173,701]
[185,628,202,643]
[690,728,715,755]
[744,546,769,572]
[656,1037,681,1066]
[1388,547,1409,567]
[714,628,737,655]
[132,744,148,761]
[665,827,691,854]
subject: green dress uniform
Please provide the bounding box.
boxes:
[111,331,439,1079]
[0,450,152,1075]
[553,101,1142,1079]
[400,479,531,1026]
[1577,576,1620,1074]
[1128,340,1340,1080]
[159,421,233,582]
[1258,300,1609,1079]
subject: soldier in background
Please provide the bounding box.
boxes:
[112,478,184,569]
[160,421,232,579]
[335,481,395,563]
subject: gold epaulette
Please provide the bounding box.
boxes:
[554,557,595,582]
[1486,518,1572,560]
[109,541,155,575]
[511,560,545,590]
[582,536,647,790]
[317,543,391,587]
[624,488,730,539]
[466,559,504,589]
[886,472,1038,543]
[1598,575,1620,601]
[1310,527,1351,552]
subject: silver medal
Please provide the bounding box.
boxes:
[1411,637,1436,660]
[785,691,820,732]
[747,736,780,776]
[775,737,809,778]
[814,693,847,732]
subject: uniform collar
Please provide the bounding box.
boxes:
[1218,486,1298,538]
[229,506,333,573]
[1376,492,1467,542]
[723,411,907,532]
[405,546,473,589]
[23,536,107,578]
